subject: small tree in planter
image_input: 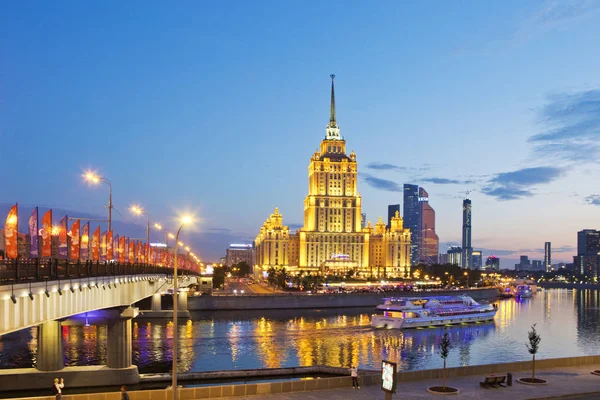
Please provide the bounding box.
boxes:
[427,329,459,394]
[519,324,547,384]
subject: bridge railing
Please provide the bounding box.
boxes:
[0,259,198,284]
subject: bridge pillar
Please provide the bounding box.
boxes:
[106,307,136,369]
[151,293,162,311]
[37,321,64,371]
[177,292,188,311]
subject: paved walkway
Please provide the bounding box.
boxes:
[221,365,600,400]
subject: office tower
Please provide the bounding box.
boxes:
[472,250,482,270]
[531,260,543,271]
[485,255,500,271]
[226,244,254,266]
[461,198,473,269]
[574,230,600,278]
[361,213,367,229]
[387,204,400,228]
[418,187,439,264]
[254,76,411,278]
[447,246,462,266]
[515,255,531,271]
[544,242,552,271]
[403,184,420,264]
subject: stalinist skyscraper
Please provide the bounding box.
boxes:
[254,76,411,278]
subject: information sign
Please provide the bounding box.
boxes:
[381,360,397,393]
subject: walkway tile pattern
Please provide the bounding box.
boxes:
[220,365,600,400]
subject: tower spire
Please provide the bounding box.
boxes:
[329,74,336,127]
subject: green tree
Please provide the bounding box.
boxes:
[526,324,542,381]
[439,329,452,390]
[212,266,225,289]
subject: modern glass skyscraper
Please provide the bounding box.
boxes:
[575,230,600,278]
[387,204,400,228]
[419,187,439,264]
[461,199,473,269]
[544,242,551,271]
[472,250,482,270]
[403,184,420,264]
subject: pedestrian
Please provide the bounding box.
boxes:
[121,386,130,400]
[349,365,359,389]
[52,378,64,400]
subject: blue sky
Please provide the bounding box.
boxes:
[1,0,600,268]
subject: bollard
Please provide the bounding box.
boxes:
[507,372,512,386]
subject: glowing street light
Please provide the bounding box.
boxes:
[172,214,192,400]
[83,170,112,231]
[130,205,151,261]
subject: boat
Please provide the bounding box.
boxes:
[371,295,497,329]
[515,285,533,298]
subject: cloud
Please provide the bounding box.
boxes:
[529,89,600,162]
[365,162,406,171]
[208,228,231,232]
[288,223,303,231]
[584,194,600,206]
[360,173,403,192]
[422,177,475,185]
[481,166,563,200]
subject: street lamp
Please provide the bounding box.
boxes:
[83,171,113,231]
[130,205,151,262]
[464,271,469,288]
[172,215,192,400]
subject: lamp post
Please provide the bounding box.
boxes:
[84,171,113,232]
[167,233,175,247]
[131,205,151,262]
[172,216,191,400]
[464,271,469,288]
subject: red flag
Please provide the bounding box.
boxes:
[58,216,68,259]
[4,204,18,259]
[128,240,135,263]
[69,219,80,260]
[107,230,113,260]
[41,209,53,257]
[119,236,125,263]
[92,226,100,261]
[137,241,143,263]
[81,222,90,260]
[100,231,107,261]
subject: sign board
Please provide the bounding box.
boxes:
[381,360,397,393]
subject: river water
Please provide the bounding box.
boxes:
[1,289,599,373]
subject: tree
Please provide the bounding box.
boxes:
[212,266,225,289]
[439,329,452,390]
[526,324,542,381]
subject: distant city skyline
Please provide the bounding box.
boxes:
[2,1,600,268]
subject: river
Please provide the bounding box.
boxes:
[1,289,599,372]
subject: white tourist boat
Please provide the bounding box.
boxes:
[371,295,497,329]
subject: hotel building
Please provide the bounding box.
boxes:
[254,76,411,278]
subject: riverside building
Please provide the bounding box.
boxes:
[254,76,411,278]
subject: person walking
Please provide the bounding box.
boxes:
[52,378,64,400]
[120,386,130,400]
[349,365,359,389]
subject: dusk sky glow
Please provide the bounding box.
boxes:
[2,1,600,267]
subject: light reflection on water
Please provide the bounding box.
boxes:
[1,289,599,373]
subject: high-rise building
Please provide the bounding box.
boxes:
[531,260,543,271]
[387,204,400,228]
[226,244,254,267]
[461,198,473,269]
[447,246,462,266]
[418,187,439,264]
[485,256,500,271]
[472,250,482,270]
[403,184,420,264]
[544,242,552,272]
[574,230,600,279]
[515,255,531,271]
[254,76,411,278]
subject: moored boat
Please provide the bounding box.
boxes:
[371,295,497,329]
[515,285,533,298]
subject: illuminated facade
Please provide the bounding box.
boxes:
[254,76,411,278]
[418,188,439,263]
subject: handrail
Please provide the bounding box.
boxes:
[0,259,199,284]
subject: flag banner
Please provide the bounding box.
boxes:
[58,216,68,259]
[28,207,39,258]
[128,240,135,264]
[4,204,18,259]
[146,243,150,264]
[113,234,119,262]
[40,209,53,257]
[100,231,107,262]
[119,236,125,263]
[107,230,113,260]
[81,222,90,260]
[132,240,138,262]
[92,226,100,261]
[137,241,143,263]
[69,219,80,260]
[149,246,154,265]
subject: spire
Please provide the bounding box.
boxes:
[329,74,336,127]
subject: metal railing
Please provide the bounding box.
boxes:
[0,259,199,284]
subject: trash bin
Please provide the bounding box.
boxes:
[507,372,512,386]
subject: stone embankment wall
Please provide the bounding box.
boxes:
[538,283,600,290]
[188,287,499,311]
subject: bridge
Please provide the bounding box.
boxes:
[0,259,199,390]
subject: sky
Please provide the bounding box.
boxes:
[1,0,600,268]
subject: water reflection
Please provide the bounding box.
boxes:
[2,290,600,373]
